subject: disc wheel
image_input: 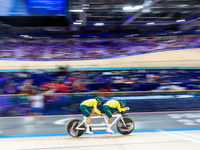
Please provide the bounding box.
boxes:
[67,119,86,137]
[116,117,135,135]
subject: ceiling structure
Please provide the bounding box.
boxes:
[1,0,200,37]
[69,0,200,28]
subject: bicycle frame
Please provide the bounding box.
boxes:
[75,114,126,131]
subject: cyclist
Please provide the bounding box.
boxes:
[102,99,129,134]
[79,96,105,134]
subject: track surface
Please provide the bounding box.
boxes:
[1,111,200,150]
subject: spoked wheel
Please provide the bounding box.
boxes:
[67,119,86,137]
[116,117,135,135]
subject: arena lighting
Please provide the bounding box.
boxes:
[142,9,151,13]
[75,20,83,22]
[176,19,185,22]
[73,22,82,25]
[69,10,84,12]
[82,7,89,9]
[20,35,30,38]
[134,5,144,9]
[123,5,143,10]
[94,23,104,26]
[152,19,194,26]
[123,6,133,10]
[82,4,90,6]
[146,22,155,25]
[178,4,189,7]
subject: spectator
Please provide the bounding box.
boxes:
[154,81,186,91]
[28,88,45,124]
[17,79,35,94]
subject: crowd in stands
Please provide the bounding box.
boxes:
[0,68,200,116]
[1,69,200,95]
[0,34,200,59]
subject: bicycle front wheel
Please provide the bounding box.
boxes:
[116,117,135,135]
[67,119,86,137]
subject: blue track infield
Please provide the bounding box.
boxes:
[1,127,200,139]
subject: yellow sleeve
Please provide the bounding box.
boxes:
[93,101,102,115]
[116,103,127,112]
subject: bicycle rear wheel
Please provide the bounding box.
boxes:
[116,117,135,135]
[67,119,86,137]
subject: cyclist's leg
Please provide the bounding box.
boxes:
[80,105,91,117]
[79,105,93,134]
[103,105,113,123]
[88,107,95,116]
[110,108,117,115]
[86,107,94,126]
[102,105,114,133]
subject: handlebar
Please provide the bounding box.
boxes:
[120,111,125,116]
[120,111,128,117]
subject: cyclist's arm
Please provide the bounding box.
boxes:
[93,101,102,115]
[116,103,127,112]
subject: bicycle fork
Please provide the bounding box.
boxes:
[120,117,127,127]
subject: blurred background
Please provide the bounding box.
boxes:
[0,0,200,117]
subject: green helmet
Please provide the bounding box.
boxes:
[95,96,104,103]
[117,99,126,106]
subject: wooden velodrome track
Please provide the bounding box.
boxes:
[0,48,200,70]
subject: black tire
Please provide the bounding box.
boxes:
[67,119,86,137]
[116,117,135,135]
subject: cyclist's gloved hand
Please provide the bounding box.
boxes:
[125,107,130,110]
